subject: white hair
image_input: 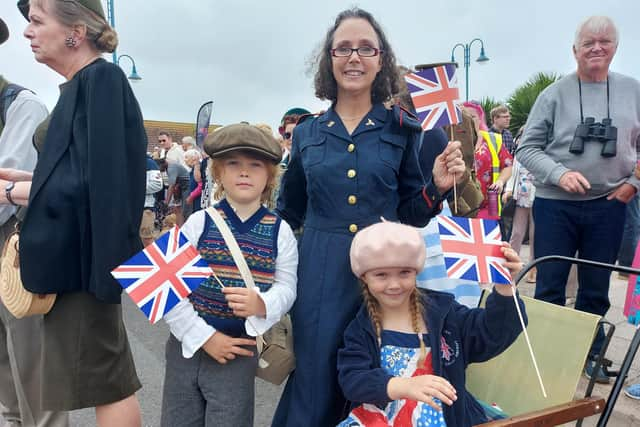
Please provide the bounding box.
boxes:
[182,136,196,146]
[574,16,619,48]
[184,149,201,161]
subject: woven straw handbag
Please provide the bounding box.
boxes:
[0,231,56,318]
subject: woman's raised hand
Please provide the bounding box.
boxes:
[432,141,465,194]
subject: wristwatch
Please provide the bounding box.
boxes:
[5,182,18,206]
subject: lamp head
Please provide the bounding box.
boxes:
[128,65,142,81]
[476,47,489,63]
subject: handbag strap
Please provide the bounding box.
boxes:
[205,207,256,290]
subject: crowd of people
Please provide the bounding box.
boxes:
[0,1,639,427]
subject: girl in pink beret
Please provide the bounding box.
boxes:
[337,221,527,427]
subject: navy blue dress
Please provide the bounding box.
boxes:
[273,103,445,426]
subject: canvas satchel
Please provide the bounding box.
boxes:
[205,207,295,385]
[0,227,56,318]
[444,110,484,218]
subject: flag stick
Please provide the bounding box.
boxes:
[510,284,548,398]
[211,270,266,347]
[450,126,458,214]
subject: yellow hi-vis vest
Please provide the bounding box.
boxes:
[479,130,504,216]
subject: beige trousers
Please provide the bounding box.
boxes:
[0,217,68,427]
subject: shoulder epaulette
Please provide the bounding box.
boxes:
[296,111,323,126]
[392,104,422,132]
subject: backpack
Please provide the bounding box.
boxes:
[0,83,28,134]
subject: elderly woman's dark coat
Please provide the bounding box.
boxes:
[20,58,146,303]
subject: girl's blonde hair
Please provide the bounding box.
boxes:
[210,152,280,204]
[361,281,427,368]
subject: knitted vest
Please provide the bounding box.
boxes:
[189,199,280,337]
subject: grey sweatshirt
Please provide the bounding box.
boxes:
[516,71,640,200]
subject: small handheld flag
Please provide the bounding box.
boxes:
[404,64,462,131]
[112,226,212,324]
[438,215,547,397]
[437,216,511,284]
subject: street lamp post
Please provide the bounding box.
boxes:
[450,38,489,101]
[106,0,116,63]
[116,54,142,81]
[107,0,142,81]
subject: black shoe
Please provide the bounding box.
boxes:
[584,360,611,384]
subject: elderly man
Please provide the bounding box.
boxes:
[517,16,640,383]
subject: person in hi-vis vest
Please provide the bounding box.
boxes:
[463,101,513,220]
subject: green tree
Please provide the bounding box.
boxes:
[507,72,561,136]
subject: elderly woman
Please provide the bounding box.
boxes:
[0,1,147,426]
[273,8,464,426]
[181,135,197,152]
[184,148,203,213]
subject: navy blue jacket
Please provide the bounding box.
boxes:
[418,128,449,176]
[337,288,527,427]
[277,104,445,232]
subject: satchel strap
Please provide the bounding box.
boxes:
[205,207,256,290]
[204,206,265,351]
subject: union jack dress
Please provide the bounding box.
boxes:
[338,331,447,427]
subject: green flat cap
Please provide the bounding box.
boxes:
[204,123,282,163]
[18,0,106,21]
[280,107,310,124]
[0,18,8,46]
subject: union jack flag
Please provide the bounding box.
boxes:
[340,353,445,426]
[437,216,511,285]
[404,64,461,131]
[111,226,212,324]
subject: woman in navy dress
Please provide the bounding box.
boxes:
[273,8,465,426]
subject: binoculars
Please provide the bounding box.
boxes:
[569,117,617,157]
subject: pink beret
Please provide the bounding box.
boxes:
[350,221,426,277]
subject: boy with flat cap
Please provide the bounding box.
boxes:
[161,124,298,427]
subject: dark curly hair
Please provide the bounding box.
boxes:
[313,8,399,104]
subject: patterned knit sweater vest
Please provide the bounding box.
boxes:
[189,199,281,337]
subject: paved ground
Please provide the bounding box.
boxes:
[68,300,284,427]
[2,244,638,426]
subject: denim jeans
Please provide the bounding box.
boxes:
[532,196,626,357]
[618,192,640,267]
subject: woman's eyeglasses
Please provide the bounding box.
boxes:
[283,132,292,140]
[330,46,383,58]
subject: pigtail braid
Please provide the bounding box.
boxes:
[410,288,427,368]
[361,281,383,347]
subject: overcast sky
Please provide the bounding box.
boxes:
[2,0,639,133]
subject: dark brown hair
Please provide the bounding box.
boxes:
[312,8,399,104]
[393,65,416,112]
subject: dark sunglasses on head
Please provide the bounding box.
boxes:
[283,132,292,140]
